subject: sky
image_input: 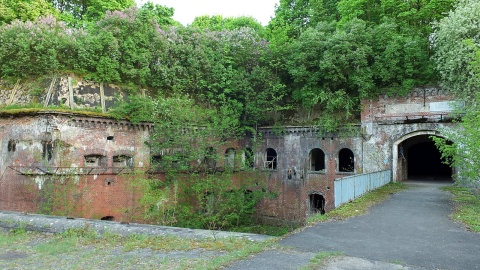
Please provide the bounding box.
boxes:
[135,0,279,26]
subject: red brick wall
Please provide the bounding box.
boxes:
[0,113,151,221]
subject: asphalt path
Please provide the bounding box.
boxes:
[228,181,480,270]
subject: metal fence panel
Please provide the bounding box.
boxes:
[334,170,391,208]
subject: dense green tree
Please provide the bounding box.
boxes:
[433,95,480,190]
[337,0,382,24]
[286,20,373,124]
[191,15,264,36]
[148,25,282,126]
[77,6,167,85]
[381,0,454,35]
[432,0,480,188]
[48,0,135,26]
[370,21,434,95]
[0,15,77,77]
[267,0,342,40]
[138,1,177,26]
[433,0,480,98]
[0,0,58,25]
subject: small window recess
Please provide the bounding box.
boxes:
[265,148,277,170]
[224,148,235,169]
[339,148,354,173]
[84,155,106,167]
[104,178,115,186]
[8,140,16,152]
[107,136,114,141]
[309,148,325,172]
[42,141,53,161]
[113,155,133,168]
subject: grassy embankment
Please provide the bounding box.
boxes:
[441,186,480,232]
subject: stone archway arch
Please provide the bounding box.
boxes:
[392,130,451,182]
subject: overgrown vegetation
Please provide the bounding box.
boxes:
[307,182,408,224]
[0,104,107,117]
[431,0,480,189]
[122,94,273,232]
[0,228,276,269]
[441,186,480,233]
[0,0,458,130]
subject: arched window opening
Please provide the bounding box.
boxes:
[309,194,325,215]
[244,148,255,169]
[265,148,277,170]
[224,148,235,169]
[310,148,325,171]
[339,148,354,172]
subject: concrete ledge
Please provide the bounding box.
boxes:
[0,211,272,242]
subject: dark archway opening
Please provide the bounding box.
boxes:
[309,194,325,215]
[310,148,325,171]
[338,148,354,172]
[401,135,452,181]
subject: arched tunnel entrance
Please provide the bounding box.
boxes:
[397,134,452,181]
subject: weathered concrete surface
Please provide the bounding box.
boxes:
[227,249,317,270]
[361,87,459,179]
[228,181,480,270]
[0,210,272,242]
[322,256,428,270]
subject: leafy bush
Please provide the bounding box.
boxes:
[0,15,78,78]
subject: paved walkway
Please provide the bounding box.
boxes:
[228,181,480,270]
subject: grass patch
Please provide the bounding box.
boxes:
[33,237,80,255]
[0,228,278,269]
[308,182,408,224]
[0,104,109,118]
[117,234,273,253]
[300,251,343,270]
[441,186,480,233]
[0,230,33,248]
